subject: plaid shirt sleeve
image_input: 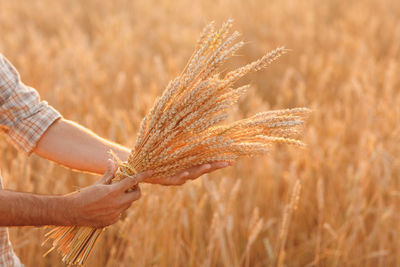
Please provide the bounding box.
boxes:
[0,54,62,154]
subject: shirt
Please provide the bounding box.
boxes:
[0,54,61,266]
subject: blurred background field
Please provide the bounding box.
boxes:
[1,0,400,266]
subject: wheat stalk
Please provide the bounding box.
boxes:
[43,20,310,265]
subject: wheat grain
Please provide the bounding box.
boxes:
[43,20,310,265]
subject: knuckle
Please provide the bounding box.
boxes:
[125,178,136,188]
[103,174,113,182]
[95,185,109,195]
[106,188,116,196]
[108,187,119,196]
[92,184,102,190]
[96,184,108,191]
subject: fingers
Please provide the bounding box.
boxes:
[180,161,230,180]
[97,159,116,185]
[113,186,141,221]
[198,161,231,177]
[145,171,188,186]
[166,171,190,185]
[111,170,153,192]
[135,170,154,183]
[147,161,233,186]
[121,185,142,204]
[162,164,209,185]
[185,163,213,179]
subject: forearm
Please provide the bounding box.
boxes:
[33,119,130,174]
[0,189,73,226]
[32,118,228,186]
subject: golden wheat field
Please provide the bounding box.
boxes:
[1,0,400,266]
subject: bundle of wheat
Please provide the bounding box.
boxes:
[43,20,310,265]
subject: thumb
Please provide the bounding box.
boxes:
[98,159,116,184]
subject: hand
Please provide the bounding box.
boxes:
[66,160,153,228]
[146,161,233,186]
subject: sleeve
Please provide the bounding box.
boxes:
[0,54,62,154]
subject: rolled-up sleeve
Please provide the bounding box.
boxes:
[0,54,62,153]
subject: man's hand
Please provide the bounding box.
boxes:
[146,161,233,186]
[0,160,153,227]
[66,160,153,228]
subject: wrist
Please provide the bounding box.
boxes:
[59,194,79,226]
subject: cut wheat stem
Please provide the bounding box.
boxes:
[43,19,310,265]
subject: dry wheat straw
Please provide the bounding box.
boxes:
[43,20,310,265]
